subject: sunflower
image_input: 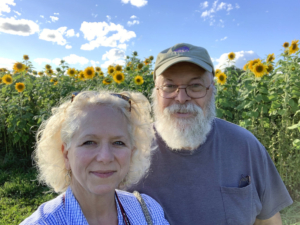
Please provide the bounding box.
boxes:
[3,74,13,84]
[95,67,101,72]
[15,82,25,92]
[67,68,76,77]
[243,63,249,71]
[228,52,235,60]
[216,72,227,85]
[54,81,58,85]
[113,72,125,84]
[46,69,54,76]
[145,58,151,65]
[134,75,144,85]
[0,68,3,73]
[126,66,131,71]
[283,42,289,48]
[290,65,296,71]
[45,64,51,70]
[78,71,85,80]
[107,65,115,75]
[115,65,122,72]
[103,77,112,85]
[149,56,154,61]
[38,71,44,76]
[252,62,268,78]
[215,69,222,75]
[84,66,95,79]
[99,72,104,76]
[248,59,261,71]
[13,62,26,72]
[0,78,2,84]
[133,51,138,56]
[23,55,29,61]
[266,53,275,62]
[56,67,61,72]
[137,63,143,70]
[266,64,274,73]
[289,40,299,55]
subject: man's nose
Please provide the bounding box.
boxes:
[96,144,114,164]
[174,88,192,104]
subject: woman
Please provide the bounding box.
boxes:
[21,91,169,225]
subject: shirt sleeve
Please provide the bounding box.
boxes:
[141,193,170,225]
[256,147,293,220]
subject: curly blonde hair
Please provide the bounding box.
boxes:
[33,90,153,193]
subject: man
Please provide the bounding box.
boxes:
[128,43,293,225]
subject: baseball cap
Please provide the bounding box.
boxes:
[153,43,215,80]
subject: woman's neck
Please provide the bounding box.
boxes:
[70,184,118,225]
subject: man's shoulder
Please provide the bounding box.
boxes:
[20,194,64,225]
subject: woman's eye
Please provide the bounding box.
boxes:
[83,141,95,145]
[114,141,125,146]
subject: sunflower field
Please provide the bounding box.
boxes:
[0,40,300,203]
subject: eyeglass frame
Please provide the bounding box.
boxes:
[71,92,131,112]
[156,80,214,99]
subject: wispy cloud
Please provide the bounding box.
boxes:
[40,15,44,18]
[39,27,67,45]
[106,15,111,22]
[54,12,59,15]
[13,10,21,16]
[92,13,98,18]
[121,0,147,8]
[0,0,16,16]
[130,15,137,19]
[127,20,139,26]
[50,16,59,22]
[65,45,72,49]
[200,1,209,9]
[101,48,125,68]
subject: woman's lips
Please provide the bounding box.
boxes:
[91,171,116,178]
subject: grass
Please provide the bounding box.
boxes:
[0,156,299,224]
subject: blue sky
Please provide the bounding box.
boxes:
[0,0,299,72]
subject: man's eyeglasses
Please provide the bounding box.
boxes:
[71,92,131,112]
[156,81,214,99]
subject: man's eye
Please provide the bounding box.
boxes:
[114,141,125,146]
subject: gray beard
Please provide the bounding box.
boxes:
[152,90,216,151]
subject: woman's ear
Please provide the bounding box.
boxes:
[62,144,70,170]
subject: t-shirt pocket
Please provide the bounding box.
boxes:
[220,183,261,225]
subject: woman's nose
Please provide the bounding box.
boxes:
[95,144,114,164]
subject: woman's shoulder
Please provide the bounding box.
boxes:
[116,190,169,224]
[20,193,65,225]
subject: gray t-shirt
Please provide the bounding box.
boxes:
[128,118,293,225]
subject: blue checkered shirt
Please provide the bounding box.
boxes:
[20,187,169,225]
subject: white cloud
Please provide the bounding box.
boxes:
[0,0,16,16]
[80,21,136,51]
[127,20,139,26]
[235,3,240,9]
[130,15,137,19]
[76,32,80,37]
[106,15,111,22]
[220,36,227,41]
[121,0,147,7]
[0,17,39,36]
[40,15,44,18]
[200,0,239,25]
[65,45,72,49]
[50,16,59,22]
[66,29,75,37]
[0,57,16,70]
[118,43,127,49]
[200,1,209,9]
[63,54,89,65]
[90,60,100,67]
[34,58,52,65]
[101,48,125,68]
[52,58,61,65]
[13,10,21,16]
[54,13,59,15]
[214,51,260,69]
[39,27,67,45]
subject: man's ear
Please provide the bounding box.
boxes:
[62,144,70,170]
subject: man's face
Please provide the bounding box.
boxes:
[152,62,216,151]
[156,62,214,116]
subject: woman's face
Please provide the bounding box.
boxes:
[63,105,132,196]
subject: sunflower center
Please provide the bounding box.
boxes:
[219,76,224,81]
[16,63,23,69]
[6,77,12,82]
[256,65,263,72]
[137,79,141,82]
[117,75,122,80]
[87,70,92,75]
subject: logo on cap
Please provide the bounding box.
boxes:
[173,46,190,53]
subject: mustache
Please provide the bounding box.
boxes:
[164,103,203,114]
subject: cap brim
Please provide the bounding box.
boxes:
[154,56,213,80]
